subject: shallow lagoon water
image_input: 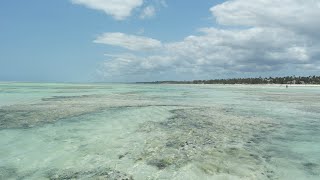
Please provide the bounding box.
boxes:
[0,83,319,179]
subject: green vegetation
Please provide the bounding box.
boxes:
[140,76,320,84]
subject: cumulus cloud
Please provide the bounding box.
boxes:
[101,54,176,75]
[97,0,320,81]
[71,0,167,20]
[211,0,320,36]
[140,6,156,19]
[71,0,143,20]
[94,32,162,51]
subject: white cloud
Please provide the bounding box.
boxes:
[210,0,320,36]
[140,6,156,19]
[71,0,168,20]
[94,32,162,51]
[163,27,314,72]
[97,0,320,81]
[71,0,143,20]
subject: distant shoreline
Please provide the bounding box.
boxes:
[136,83,320,87]
[136,75,320,85]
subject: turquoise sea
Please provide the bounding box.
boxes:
[0,83,319,179]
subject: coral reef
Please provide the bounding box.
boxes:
[136,107,279,179]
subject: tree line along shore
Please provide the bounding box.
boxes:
[138,76,320,85]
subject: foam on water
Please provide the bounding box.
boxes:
[0,83,319,179]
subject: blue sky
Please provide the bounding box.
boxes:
[1,0,320,82]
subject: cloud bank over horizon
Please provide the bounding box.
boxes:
[73,0,320,82]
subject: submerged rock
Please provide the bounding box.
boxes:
[148,158,174,170]
[303,162,320,175]
[118,152,129,159]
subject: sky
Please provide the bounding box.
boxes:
[1,0,320,82]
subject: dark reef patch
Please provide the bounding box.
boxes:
[0,166,18,179]
[0,92,188,129]
[303,162,320,175]
[0,94,108,129]
[46,167,133,180]
[147,158,174,170]
[0,165,133,180]
[41,95,97,101]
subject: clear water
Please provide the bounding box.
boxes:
[0,83,319,179]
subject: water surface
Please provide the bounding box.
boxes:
[0,83,319,179]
